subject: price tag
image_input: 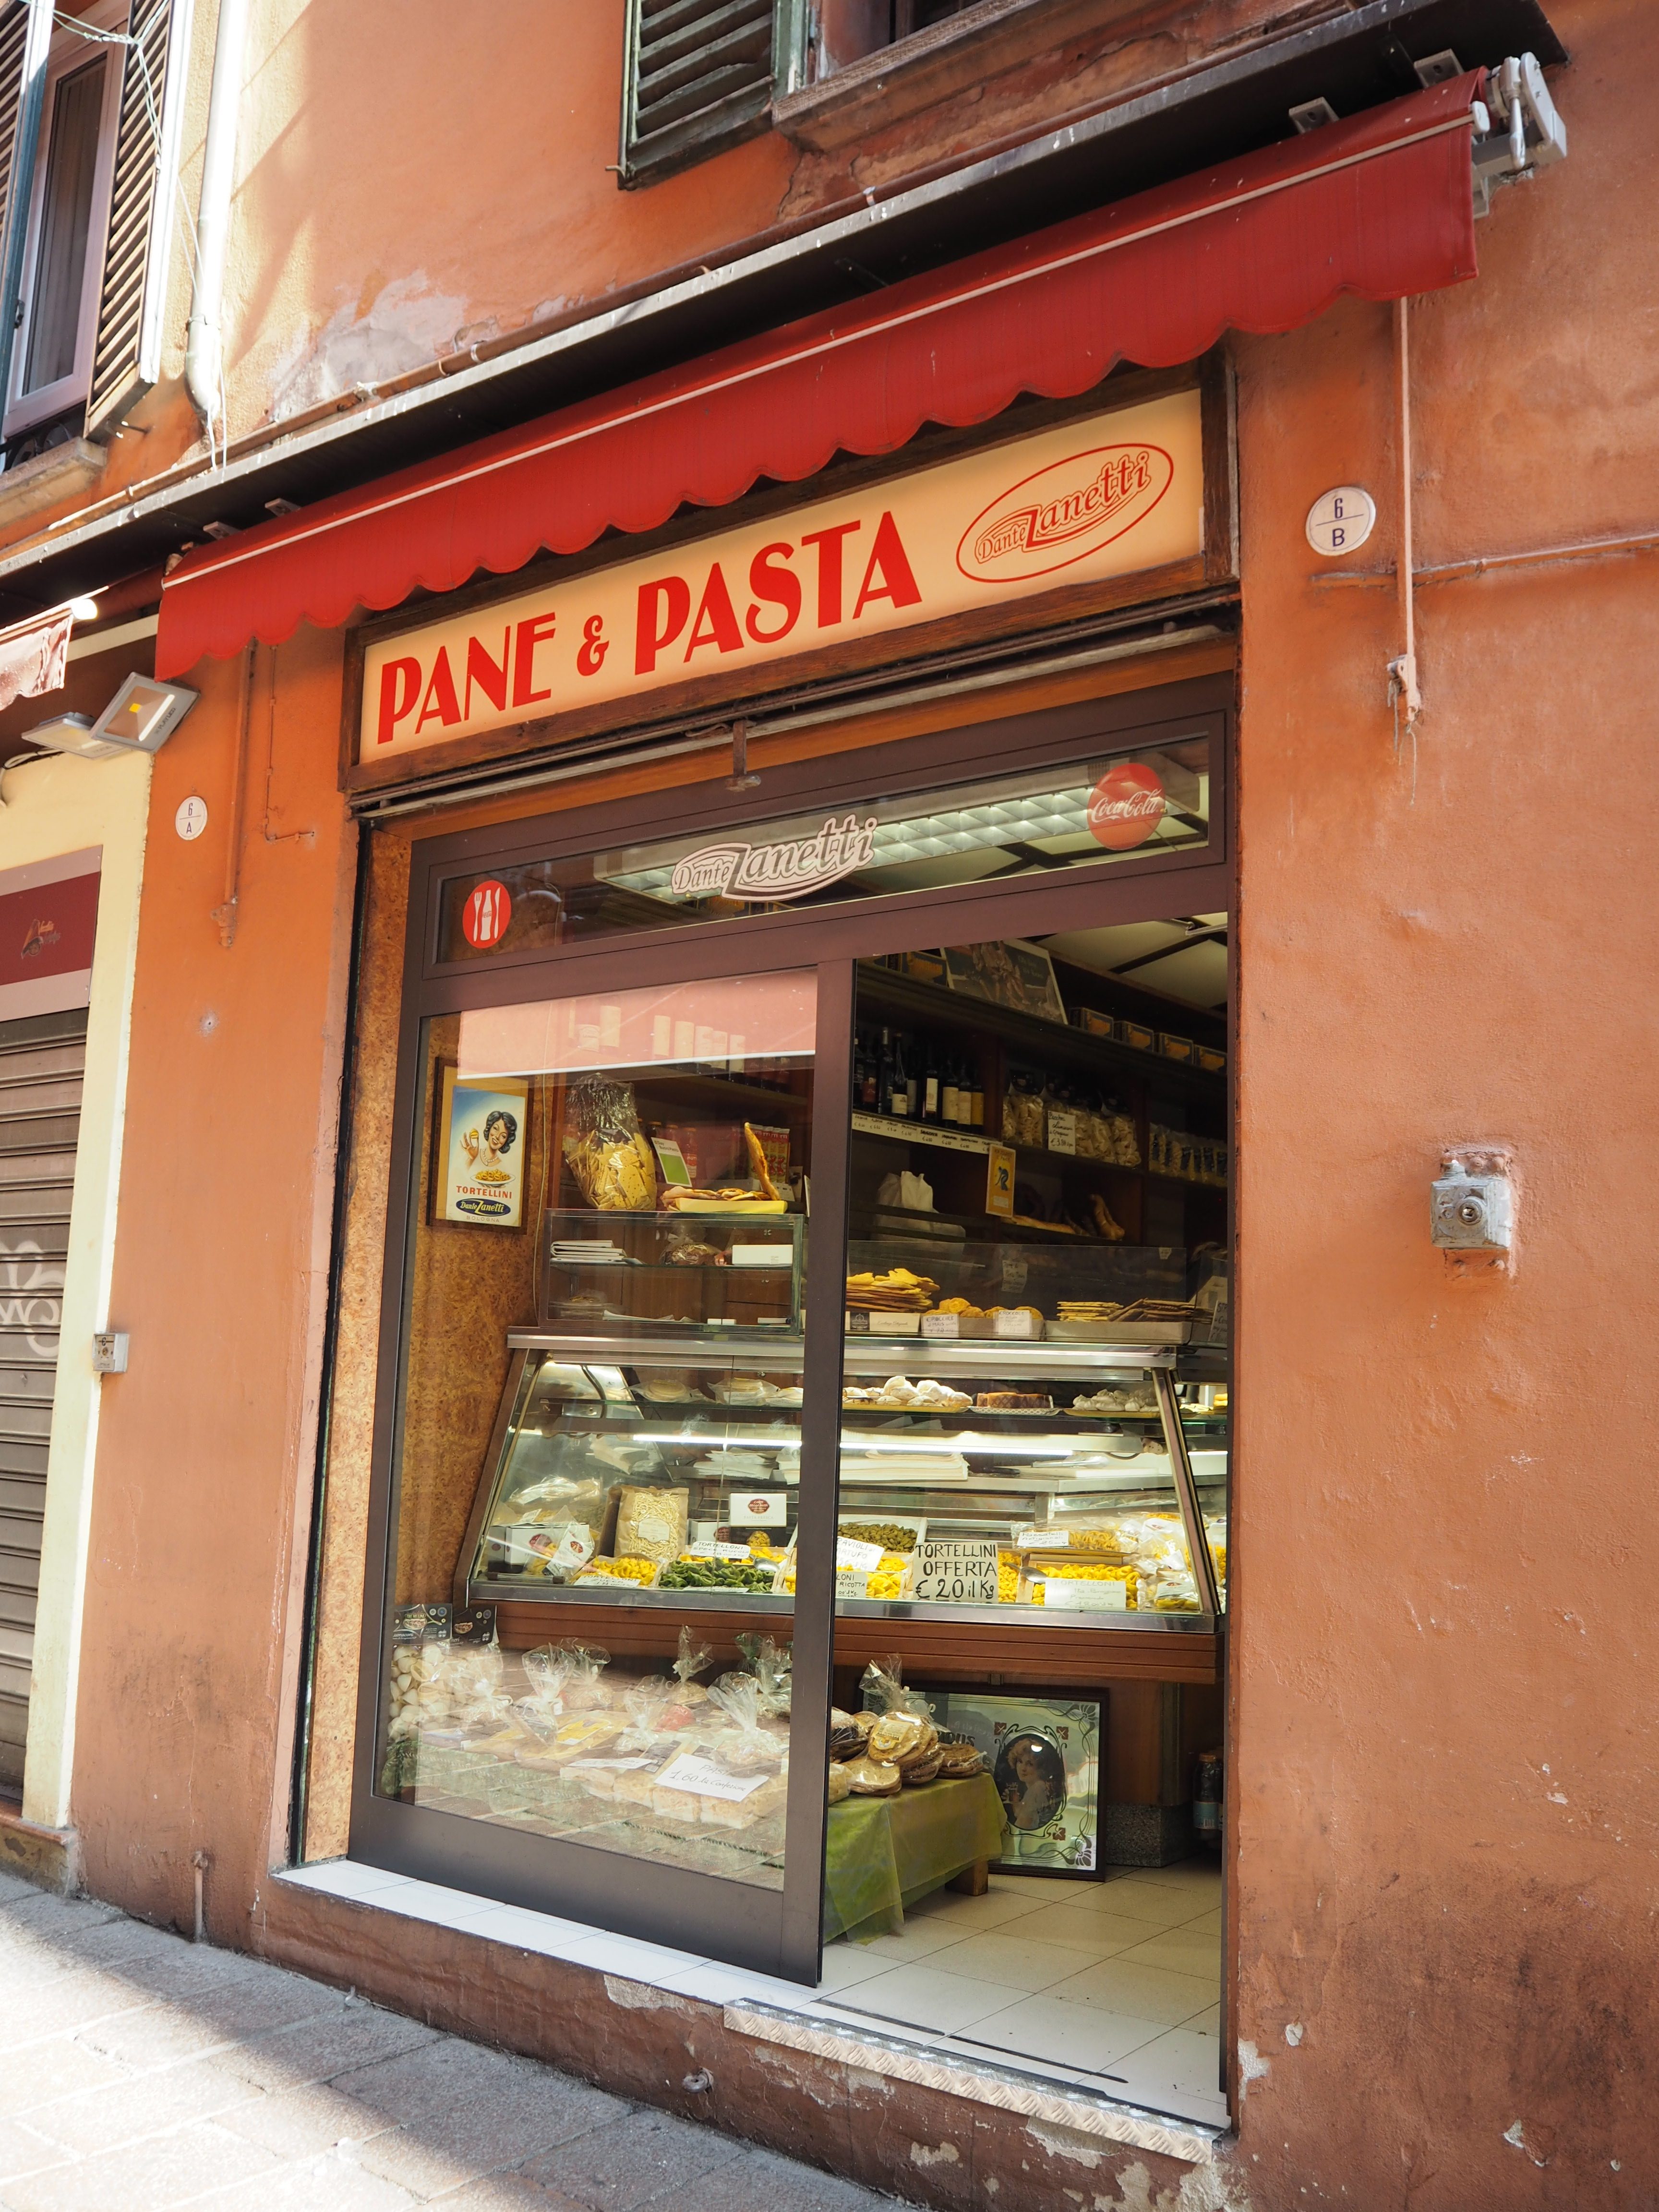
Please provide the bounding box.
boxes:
[655,1753,771,1802]
[1015,1526,1066,1548]
[1046,1108,1077,1154]
[836,1538,885,1572]
[911,1538,999,1603]
[1041,1577,1128,1611]
[835,1570,872,1598]
[688,1540,756,1561]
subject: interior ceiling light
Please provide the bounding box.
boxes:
[605,784,1208,896]
[22,673,198,762]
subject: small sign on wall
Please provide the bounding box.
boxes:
[437,1067,529,1226]
[986,1142,1016,1220]
[1305,486,1376,556]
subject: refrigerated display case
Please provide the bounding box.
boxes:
[454,1218,1224,1628]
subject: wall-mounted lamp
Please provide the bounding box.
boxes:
[21,673,199,761]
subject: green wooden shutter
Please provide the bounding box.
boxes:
[85,0,190,441]
[619,0,783,185]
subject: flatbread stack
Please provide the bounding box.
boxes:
[845,1267,938,1312]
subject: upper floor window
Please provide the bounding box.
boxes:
[5,10,122,442]
[617,0,1016,186]
[810,0,974,76]
[0,0,192,472]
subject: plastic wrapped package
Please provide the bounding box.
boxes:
[859,1655,935,1723]
[1001,1082,1045,1148]
[519,1640,612,1733]
[706,1674,788,1772]
[674,1625,713,1687]
[562,1074,658,1210]
[736,1632,792,1718]
[613,1486,689,1563]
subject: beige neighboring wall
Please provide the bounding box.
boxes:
[0,748,151,1831]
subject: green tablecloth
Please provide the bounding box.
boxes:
[823,1774,1007,1942]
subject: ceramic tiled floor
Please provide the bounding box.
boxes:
[817,1860,1225,2125]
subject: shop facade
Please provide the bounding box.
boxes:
[14,0,1657,2205]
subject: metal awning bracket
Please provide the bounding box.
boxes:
[1473,54,1567,215]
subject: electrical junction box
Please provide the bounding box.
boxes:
[1431,1159,1515,1253]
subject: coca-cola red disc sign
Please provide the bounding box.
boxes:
[1087,762,1166,851]
[461,878,512,949]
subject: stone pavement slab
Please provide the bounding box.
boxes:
[0,1878,915,2212]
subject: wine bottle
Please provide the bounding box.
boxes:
[889,1030,909,1118]
[923,1036,940,1121]
[969,1061,985,1128]
[941,1056,960,1126]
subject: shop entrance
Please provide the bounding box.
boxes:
[813,933,1226,2123]
[353,675,1230,2121]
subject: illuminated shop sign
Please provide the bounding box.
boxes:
[358,389,1203,766]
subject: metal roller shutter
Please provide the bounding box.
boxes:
[0,1010,84,1790]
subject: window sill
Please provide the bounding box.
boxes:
[0,437,106,530]
[773,0,1150,152]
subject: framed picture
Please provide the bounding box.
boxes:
[437,1067,530,1227]
[942,939,1067,1024]
[917,1684,1105,1878]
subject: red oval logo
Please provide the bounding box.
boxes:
[1087,763,1166,851]
[957,442,1175,584]
[461,879,513,949]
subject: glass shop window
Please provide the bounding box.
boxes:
[375,969,818,1895]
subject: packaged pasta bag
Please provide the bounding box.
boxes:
[736,1631,792,1719]
[562,1074,657,1211]
[614,1485,689,1563]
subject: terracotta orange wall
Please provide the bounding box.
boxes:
[217,0,1285,445]
[60,0,1659,2198]
[1229,2,1658,2200]
[68,627,357,1928]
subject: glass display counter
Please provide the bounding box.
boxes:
[456,1313,1224,1624]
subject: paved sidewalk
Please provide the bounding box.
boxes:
[0,1869,908,2211]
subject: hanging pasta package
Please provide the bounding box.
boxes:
[562,1074,657,1211]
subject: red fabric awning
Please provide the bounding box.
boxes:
[157,75,1481,680]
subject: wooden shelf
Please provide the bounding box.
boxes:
[856,961,1224,1107]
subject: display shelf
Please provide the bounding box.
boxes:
[852,1110,990,1154]
[843,1338,1174,1378]
[546,1259,798,1273]
[630,1070,812,1118]
[508,1331,1176,1374]
[855,961,1224,1105]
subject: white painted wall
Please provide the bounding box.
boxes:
[0,747,149,1831]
